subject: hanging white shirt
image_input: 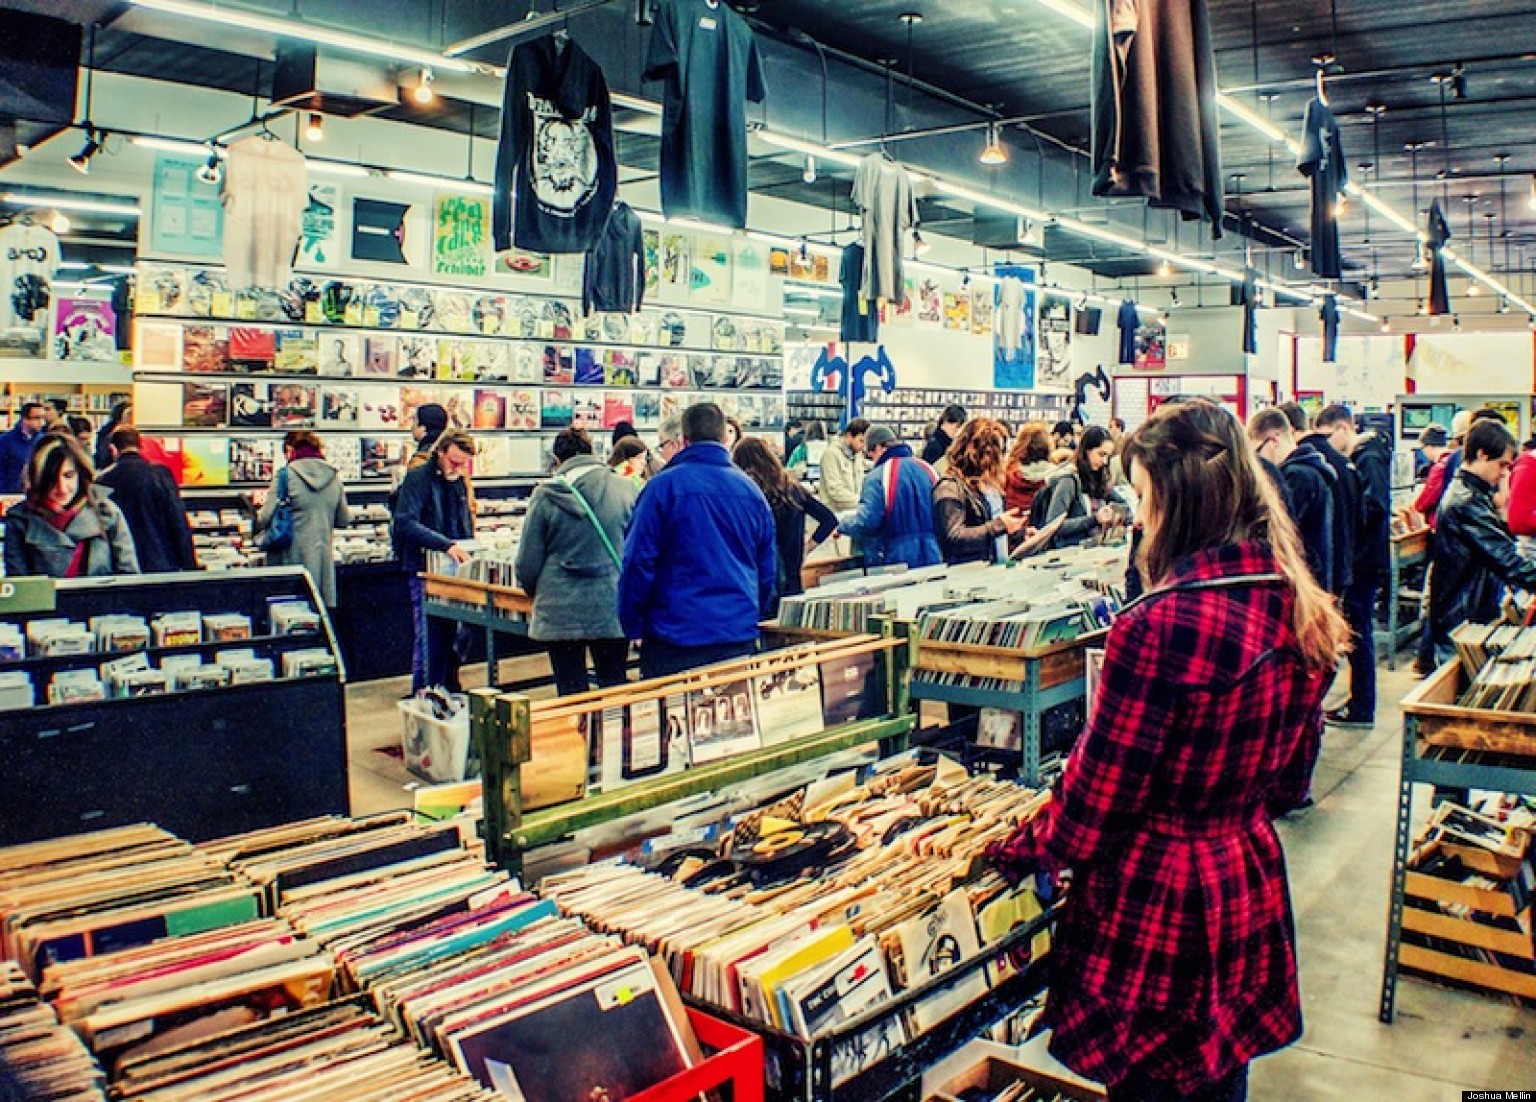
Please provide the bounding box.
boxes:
[221,136,309,291]
[0,221,60,332]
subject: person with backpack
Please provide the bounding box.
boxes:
[836,425,942,568]
[1036,425,1125,548]
[515,427,638,697]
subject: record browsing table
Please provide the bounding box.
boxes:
[1375,527,1430,671]
[421,573,533,690]
[1379,660,1536,1020]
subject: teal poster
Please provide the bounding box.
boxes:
[150,152,224,258]
[993,264,1036,389]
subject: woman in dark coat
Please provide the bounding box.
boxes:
[988,399,1350,1102]
[733,437,836,617]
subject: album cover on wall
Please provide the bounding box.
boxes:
[182,381,228,428]
[228,382,273,428]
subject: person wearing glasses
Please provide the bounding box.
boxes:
[0,401,48,494]
[654,414,684,469]
[1246,407,1335,591]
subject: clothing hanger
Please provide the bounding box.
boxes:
[1314,64,1328,106]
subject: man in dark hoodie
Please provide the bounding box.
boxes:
[1303,404,1363,601]
[923,405,968,466]
[1248,408,1334,590]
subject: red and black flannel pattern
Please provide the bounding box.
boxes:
[989,541,1328,1093]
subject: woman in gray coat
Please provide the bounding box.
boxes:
[4,433,138,578]
[515,427,638,696]
[257,430,350,607]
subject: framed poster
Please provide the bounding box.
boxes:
[298,182,341,268]
[150,152,224,258]
[433,194,489,278]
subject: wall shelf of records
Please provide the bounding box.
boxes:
[859,387,1074,444]
[131,261,789,487]
[0,567,348,846]
[1382,636,1536,1021]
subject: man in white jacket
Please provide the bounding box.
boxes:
[818,418,869,516]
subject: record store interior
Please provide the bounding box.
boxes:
[4,1,1536,1099]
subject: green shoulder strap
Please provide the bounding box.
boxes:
[555,471,622,570]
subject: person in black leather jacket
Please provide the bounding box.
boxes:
[1428,419,1536,663]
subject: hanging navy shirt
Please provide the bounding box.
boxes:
[583,202,646,315]
[643,0,766,228]
[1297,98,1349,279]
[1230,267,1258,354]
[494,35,618,255]
[840,243,879,344]
[1320,294,1340,363]
[1117,299,1139,364]
[1427,199,1452,316]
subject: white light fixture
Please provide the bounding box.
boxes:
[67,129,103,174]
[802,155,817,185]
[1380,318,1391,332]
[413,68,435,105]
[1157,259,1172,277]
[49,211,70,234]
[308,160,371,179]
[126,0,479,72]
[132,135,216,157]
[386,169,493,195]
[195,146,222,185]
[1,193,142,217]
[1467,281,1480,297]
[305,113,325,143]
[978,122,1008,166]
[98,264,137,275]
[1529,174,1536,211]
[57,260,89,271]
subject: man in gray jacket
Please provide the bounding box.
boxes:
[516,427,638,696]
[818,417,868,515]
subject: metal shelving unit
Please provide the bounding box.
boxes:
[1374,527,1429,671]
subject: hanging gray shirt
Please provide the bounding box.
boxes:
[853,153,918,306]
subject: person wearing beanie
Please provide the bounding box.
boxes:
[835,425,942,568]
[409,404,450,470]
[610,421,638,447]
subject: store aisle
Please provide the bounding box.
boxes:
[343,660,1536,1098]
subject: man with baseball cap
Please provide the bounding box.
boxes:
[835,425,942,568]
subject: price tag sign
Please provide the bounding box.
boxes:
[0,577,57,615]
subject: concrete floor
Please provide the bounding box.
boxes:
[343,656,1536,1099]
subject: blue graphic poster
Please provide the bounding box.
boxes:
[993,264,1036,389]
[809,345,897,424]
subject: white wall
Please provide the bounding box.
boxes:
[1408,332,1536,394]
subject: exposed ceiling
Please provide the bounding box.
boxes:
[6,0,1536,312]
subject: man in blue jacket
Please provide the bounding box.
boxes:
[837,425,942,568]
[0,402,47,494]
[620,402,776,680]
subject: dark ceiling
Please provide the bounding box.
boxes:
[11,0,1536,302]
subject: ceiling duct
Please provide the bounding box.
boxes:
[972,210,1042,252]
[270,44,398,117]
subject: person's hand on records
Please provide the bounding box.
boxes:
[1095,504,1118,526]
[445,542,471,565]
[999,507,1026,536]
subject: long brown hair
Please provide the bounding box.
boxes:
[1007,421,1052,469]
[24,433,92,511]
[733,436,794,508]
[1121,398,1349,668]
[944,417,1010,492]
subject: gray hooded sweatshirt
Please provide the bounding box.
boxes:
[258,457,349,607]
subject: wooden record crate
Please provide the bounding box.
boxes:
[422,574,534,619]
[632,1008,766,1102]
[1401,660,1536,762]
[913,629,1108,690]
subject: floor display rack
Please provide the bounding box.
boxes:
[1375,527,1429,671]
[1380,660,1536,1020]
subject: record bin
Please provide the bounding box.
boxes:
[685,905,1056,1102]
[632,1008,767,1102]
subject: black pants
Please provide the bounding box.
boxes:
[1108,1064,1248,1102]
[639,637,757,681]
[545,638,630,697]
[1341,570,1381,720]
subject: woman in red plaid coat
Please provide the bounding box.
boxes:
[989,399,1350,1102]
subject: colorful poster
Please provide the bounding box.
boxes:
[642,228,661,297]
[1036,292,1073,392]
[690,234,732,306]
[916,278,942,324]
[150,152,224,258]
[970,286,994,336]
[1134,321,1167,371]
[942,292,971,332]
[993,265,1036,390]
[433,194,489,278]
[51,296,117,361]
[495,248,552,281]
[299,182,340,268]
[659,232,692,302]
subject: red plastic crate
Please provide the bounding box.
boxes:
[630,1007,765,1102]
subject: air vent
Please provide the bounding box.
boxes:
[270,44,398,117]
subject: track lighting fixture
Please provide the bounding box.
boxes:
[1499,296,1511,314]
[413,67,435,105]
[1157,259,1172,277]
[978,122,1007,166]
[305,113,325,143]
[1452,314,1462,331]
[961,269,971,289]
[67,128,103,174]
[195,146,222,185]
[1417,299,1428,315]
[1169,289,1180,307]
[49,211,70,234]
[802,155,817,185]
[1292,250,1306,271]
[912,229,931,256]
[1379,317,1391,333]
[1411,244,1429,272]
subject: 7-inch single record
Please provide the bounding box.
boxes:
[321,281,357,324]
[734,821,851,881]
[399,286,436,328]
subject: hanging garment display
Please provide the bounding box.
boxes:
[582,201,646,316]
[1320,294,1339,363]
[997,277,1026,358]
[1090,0,1224,238]
[853,153,917,306]
[643,0,766,229]
[0,218,59,333]
[839,243,879,344]
[221,135,308,291]
[1427,199,1452,316]
[1297,97,1348,279]
[495,34,618,255]
[1117,299,1139,364]
[1230,267,1258,354]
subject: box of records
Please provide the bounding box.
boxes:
[0,623,23,660]
[1406,632,1536,761]
[203,612,254,642]
[150,611,202,647]
[280,647,337,679]
[268,600,320,636]
[90,614,149,653]
[28,619,94,657]
[0,962,106,1101]
[47,669,105,705]
[927,1044,1105,1102]
[0,670,33,710]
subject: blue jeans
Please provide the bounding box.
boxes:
[408,575,460,693]
[639,637,757,681]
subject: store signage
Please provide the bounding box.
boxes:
[0,577,56,614]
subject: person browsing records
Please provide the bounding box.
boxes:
[4,433,139,578]
[933,417,1027,565]
[836,425,942,568]
[96,427,197,575]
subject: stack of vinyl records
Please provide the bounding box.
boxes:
[541,757,1051,1087]
[110,998,500,1102]
[0,961,105,1101]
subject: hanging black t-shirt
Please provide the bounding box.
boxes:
[1427,199,1452,316]
[494,35,618,255]
[583,202,646,316]
[643,0,766,228]
[1297,98,1348,279]
[1117,299,1139,364]
[1230,267,1258,354]
[840,243,879,344]
[1320,294,1340,363]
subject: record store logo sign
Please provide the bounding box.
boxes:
[0,577,56,614]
